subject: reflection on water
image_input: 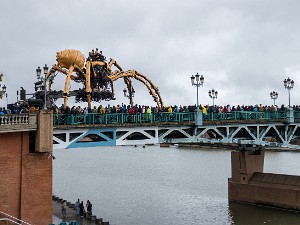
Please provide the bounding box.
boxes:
[229,202,300,225]
[53,146,300,225]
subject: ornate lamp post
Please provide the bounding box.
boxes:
[123,88,135,106]
[190,73,204,107]
[283,77,294,109]
[0,84,7,99]
[0,72,6,100]
[270,91,278,105]
[208,89,218,106]
[36,64,55,109]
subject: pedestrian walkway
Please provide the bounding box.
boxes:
[52,200,109,225]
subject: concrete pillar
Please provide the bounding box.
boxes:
[229,150,265,202]
[230,150,264,184]
[28,113,37,125]
[287,109,294,123]
[195,109,203,126]
[35,110,53,152]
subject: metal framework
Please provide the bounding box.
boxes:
[52,122,300,149]
[53,127,158,149]
[158,123,300,149]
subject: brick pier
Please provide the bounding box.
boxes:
[0,111,53,225]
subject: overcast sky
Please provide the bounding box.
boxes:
[0,0,300,108]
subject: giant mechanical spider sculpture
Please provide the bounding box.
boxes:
[47,49,164,108]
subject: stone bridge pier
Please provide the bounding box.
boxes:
[228,150,300,210]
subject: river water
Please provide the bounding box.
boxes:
[53,146,300,225]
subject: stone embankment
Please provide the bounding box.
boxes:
[52,195,110,225]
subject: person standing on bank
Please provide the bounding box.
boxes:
[86,200,93,218]
[79,201,84,217]
[75,198,80,216]
[61,200,67,218]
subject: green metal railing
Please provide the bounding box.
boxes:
[53,110,299,126]
[204,111,288,121]
[53,112,195,125]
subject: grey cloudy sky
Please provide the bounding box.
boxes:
[1,0,300,108]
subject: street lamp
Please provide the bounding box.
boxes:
[270,91,278,105]
[190,73,204,107]
[283,77,294,109]
[36,64,55,109]
[0,73,7,105]
[208,89,218,106]
[0,84,6,99]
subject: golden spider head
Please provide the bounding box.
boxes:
[56,49,85,70]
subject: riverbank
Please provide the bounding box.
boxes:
[52,196,110,225]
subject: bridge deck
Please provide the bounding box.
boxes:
[1,111,300,150]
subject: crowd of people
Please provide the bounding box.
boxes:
[49,103,300,116]
[87,48,106,62]
[61,198,93,219]
[1,103,300,116]
[60,198,93,219]
[0,104,39,115]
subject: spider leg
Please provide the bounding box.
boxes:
[109,70,164,109]
[86,61,92,109]
[63,65,74,108]
[123,77,134,106]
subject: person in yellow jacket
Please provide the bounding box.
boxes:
[99,105,105,114]
[201,105,207,115]
[146,106,151,121]
[168,106,173,113]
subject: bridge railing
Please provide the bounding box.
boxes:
[53,110,299,126]
[0,114,38,133]
[53,112,195,126]
[204,111,288,121]
[0,114,30,125]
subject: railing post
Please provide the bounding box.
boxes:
[35,110,53,152]
[28,113,37,126]
[104,114,107,124]
[287,108,294,123]
[85,114,88,124]
[195,109,203,126]
[91,113,95,124]
[121,113,124,124]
